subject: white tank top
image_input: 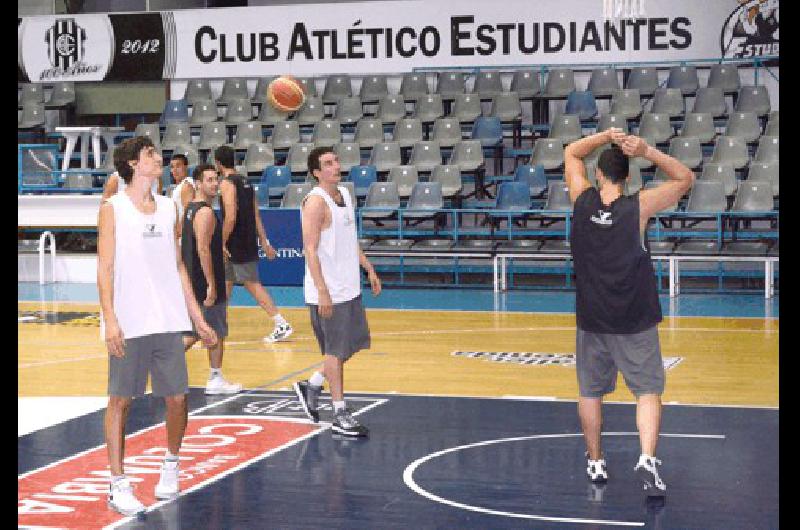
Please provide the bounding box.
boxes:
[303,186,361,304]
[171,177,195,221]
[102,192,192,339]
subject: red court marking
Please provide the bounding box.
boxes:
[19,417,318,529]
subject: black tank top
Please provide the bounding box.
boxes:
[569,187,662,334]
[220,173,258,263]
[182,201,227,304]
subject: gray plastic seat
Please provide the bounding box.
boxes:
[700,162,737,196]
[393,118,424,148]
[333,96,364,125]
[686,180,727,212]
[19,102,45,128]
[63,173,94,189]
[296,77,318,97]
[735,85,770,116]
[543,68,576,98]
[431,117,463,148]
[764,114,778,137]
[451,239,496,252]
[473,70,503,98]
[362,181,400,219]
[610,89,642,119]
[377,95,407,124]
[354,117,385,148]
[720,241,770,256]
[46,82,76,107]
[674,241,720,255]
[409,141,443,172]
[234,121,263,150]
[412,238,452,249]
[20,83,45,105]
[171,144,199,166]
[710,135,749,169]
[189,99,219,125]
[280,182,314,208]
[184,79,212,105]
[666,65,699,96]
[322,75,352,104]
[452,94,482,123]
[134,123,162,150]
[258,102,290,126]
[294,96,325,126]
[724,111,761,143]
[747,161,779,196]
[358,75,389,104]
[625,67,659,96]
[549,113,582,144]
[490,92,522,122]
[400,73,429,101]
[637,112,673,144]
[405,182,444,218]
[369,142,403,172]
[414,94,444,123]
[387,165,419,197]
[243,143,275,174]
[510,70,541,98]
[448,140,484,172]
[311,119,342,148]
[223,98,254,126]
[680,113,716,144]
[651,88,685,119]
[162,122,191,151]
[286,143,315,174]
[431,164,463,198]
[648,241,675,254]
[218,78,250,105]
[754,135,778,163]
[198,122,228,151]
[370,238,413,250]
[334,142,361,173]
[623,165,643,194]
[692,87,727,117]
[587,67,620,98]
[707,64,741,94]
[544,181,572,210]
[668,137,703,168]
[270,121,301,150]
[252,76,277,103]
[732,181,774,211]
[436,71,465,99]
[531,139,565,170]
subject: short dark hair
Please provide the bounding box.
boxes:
[213,145,235,170]
[171,153,188,166]
[114,136,155,184]
[307,146,336,178]
[596,145,629,184]
[192,163,216,182]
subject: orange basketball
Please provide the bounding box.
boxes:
[267,76,305,112]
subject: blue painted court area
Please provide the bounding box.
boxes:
[18,390,778,529]
[18,282,779,318]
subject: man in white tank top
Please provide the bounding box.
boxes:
[293,147,381,438]
[97,136,217,516]
[169,153,194,237]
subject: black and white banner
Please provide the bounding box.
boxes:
[18,0,778,82]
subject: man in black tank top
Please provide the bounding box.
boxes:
[215,146,293,343]
[181,164,242,395]
[564,128,694,498]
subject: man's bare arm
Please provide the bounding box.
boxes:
[97,202,125,357]
[563,128,624,203]
[101,172,119,202]
[193,207,217,306]
[301,195,330,299]
[219,179,237,251]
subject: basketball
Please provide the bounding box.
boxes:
[267,76,305,112]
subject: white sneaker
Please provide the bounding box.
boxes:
[108,477,146,516]
[634,454,667,498]
[154,459,180,499]
[586,453,608,484]
[205,375,243,395]
[263,322,293,343]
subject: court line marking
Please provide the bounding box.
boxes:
[403,432,725,527]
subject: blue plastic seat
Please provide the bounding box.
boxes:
[349,165,378,197]
[261,165,291,198]
[491,182,531,225]
[161,99,189,125]
[470,117,503,147]
[513,164,547,197]
[565,90,598,121]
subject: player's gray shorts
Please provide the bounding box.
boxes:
[576,325,665,398]
[186,302,228,339]
[225,259,260,283]
[308,295,370,362]
[108,332,188,398]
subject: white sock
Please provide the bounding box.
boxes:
[309,371,325,388]
[273,314,287,325]
[111,474,126,484]
[209,368,222,379]
[333,400,346,412]
[165,450,179,462]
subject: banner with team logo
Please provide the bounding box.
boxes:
[18,0,778,82]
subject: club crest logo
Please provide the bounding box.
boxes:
[721,0,779,58]
[40,17,102,80]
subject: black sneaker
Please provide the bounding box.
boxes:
[293,380,320,423]
[332,408,369,437]
[634,455,666,498]
[585,452,608,484]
